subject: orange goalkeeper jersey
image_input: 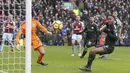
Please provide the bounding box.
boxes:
[15,19,48,44]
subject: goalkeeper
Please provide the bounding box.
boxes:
[78,16,98,58]
[15,15,52,66]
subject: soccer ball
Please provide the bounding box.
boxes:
[53,20,63,30]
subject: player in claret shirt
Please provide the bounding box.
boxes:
[71,16,84,57]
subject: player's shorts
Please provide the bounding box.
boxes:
[2,33,13,40]
[102,45,114,54]
[32,39,43,50]
[72,34,82,40]
[84,39,96,47]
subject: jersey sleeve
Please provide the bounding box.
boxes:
[83,25,87,32]
[15,23,25,44]
[81,22,84,30]
[116,18,122,27]
[36,20,48,33]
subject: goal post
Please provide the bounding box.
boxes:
[25,0,32,73]
[0,0,32,73]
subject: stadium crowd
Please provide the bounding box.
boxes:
[0,0,130,46]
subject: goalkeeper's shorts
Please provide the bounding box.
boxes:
[32,40,43,50]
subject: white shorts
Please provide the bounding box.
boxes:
[72,34,82,40]
[2,33,13,41]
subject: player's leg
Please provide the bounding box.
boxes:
[8,33,14,52]
[77,35,82,56]
[36,46,48,66]
[32,39,48,66]
[80,39,87,58]
[80,40,93,58]
[71,39,75,56]
[0,39,5,52]
[79,47,105,71]
[80,46,92,58]
[0,33,7,52]
[71,34,76,56]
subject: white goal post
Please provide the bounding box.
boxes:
[0,0,32,73]
[25,0,32,73]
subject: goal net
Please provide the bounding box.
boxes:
[0,0,29,73]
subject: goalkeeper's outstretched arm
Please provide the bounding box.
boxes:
[36,20,52,35]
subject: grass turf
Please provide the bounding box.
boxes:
[32,46,130,73]
[0,46,130,73]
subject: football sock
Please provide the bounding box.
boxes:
[78,43,81,54]
[72,44,75,54]
[9,42,14,50]
[0,43,4,51]
[81,50,87,57]
[86,52,96,68]
[37,53,44,64]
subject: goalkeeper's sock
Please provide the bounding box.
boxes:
[37,53,44,64]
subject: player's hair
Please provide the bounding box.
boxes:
[107,15,116,20]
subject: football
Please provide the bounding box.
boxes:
[53,20,63,30]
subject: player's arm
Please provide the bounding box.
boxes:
[36,20,52,35]
[15,28,23,44]
[76,21,86,35]
[80,22,85,32]
[107,30,118,41]
[100,24,107,32]
[77,25,87,34]
[95,24,98,45]
[118,24,122,40]
[116,18,122,40]
[15,22,25,50]
[15,22,25,44]
[15,28,23,50]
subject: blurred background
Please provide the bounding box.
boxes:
[0,0,130,46]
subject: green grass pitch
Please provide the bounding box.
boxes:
[32,46,130,73]
[0,46,130,73]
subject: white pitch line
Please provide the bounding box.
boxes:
[0,70,8,73]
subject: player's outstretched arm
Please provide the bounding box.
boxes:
[15,29,22,50]
[36,20,52,35]
[15,22,25,50]
[45,31,52,36]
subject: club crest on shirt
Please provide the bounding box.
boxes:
[76,26,78,28]
[91,27,94,29]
